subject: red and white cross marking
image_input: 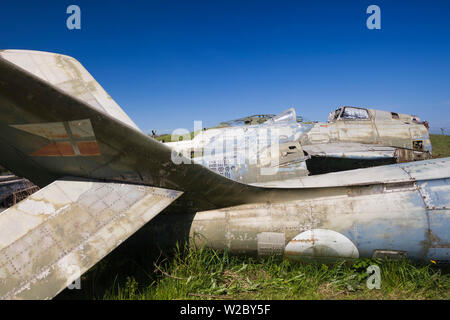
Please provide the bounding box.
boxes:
[11,119,101,157]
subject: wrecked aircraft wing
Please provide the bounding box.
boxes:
[0,178,182,299]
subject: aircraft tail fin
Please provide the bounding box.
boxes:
[0,50,140,131]
[0,50,268,207]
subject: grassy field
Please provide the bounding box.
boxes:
[57,135,450,300]
[430,134,450,158]
[58,245,449,300]
[153,132,195,142]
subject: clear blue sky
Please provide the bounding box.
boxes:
[1,0,449,134]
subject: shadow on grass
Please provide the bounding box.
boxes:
[56,226,450,300]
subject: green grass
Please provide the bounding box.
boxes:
[431,134,450,158]
[152,132,196,143]
[59,245,449,300]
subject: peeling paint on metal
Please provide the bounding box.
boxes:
[0,179,182,300]
[285,229,359,262]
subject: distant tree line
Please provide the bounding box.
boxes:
[430,127,450,135]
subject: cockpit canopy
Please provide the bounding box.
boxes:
[217,108,303,128]
[328,106,427,127]
[264,108,298,125]
[328,106,371,122]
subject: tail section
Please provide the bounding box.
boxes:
[0,50,140,131]
[0,50,268,207]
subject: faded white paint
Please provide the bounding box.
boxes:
[0,50,140,131]
[17,199,55,216]
[0,179,182,300]
[285,229,359,262]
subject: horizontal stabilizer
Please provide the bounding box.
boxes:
[0,179,182,299]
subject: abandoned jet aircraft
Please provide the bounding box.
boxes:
[165,105,432,182]
[0,50,448,300]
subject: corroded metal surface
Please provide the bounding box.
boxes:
[0,179,182,299]
[167,109,312,184]
[284,229,359,263]
[188,158,450,263]
[317,106,432,153]
[252,157,450,188]
[167,106,431,182]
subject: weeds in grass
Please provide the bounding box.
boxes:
[62,244,449,300]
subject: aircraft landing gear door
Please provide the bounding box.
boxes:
[418,179,450,263]
[336,107,377,143]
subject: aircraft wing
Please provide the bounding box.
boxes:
[0,178,182,299]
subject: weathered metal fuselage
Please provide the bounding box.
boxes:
[165,107,432,184]
[146,158,450,264]
[303,106,431,160]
